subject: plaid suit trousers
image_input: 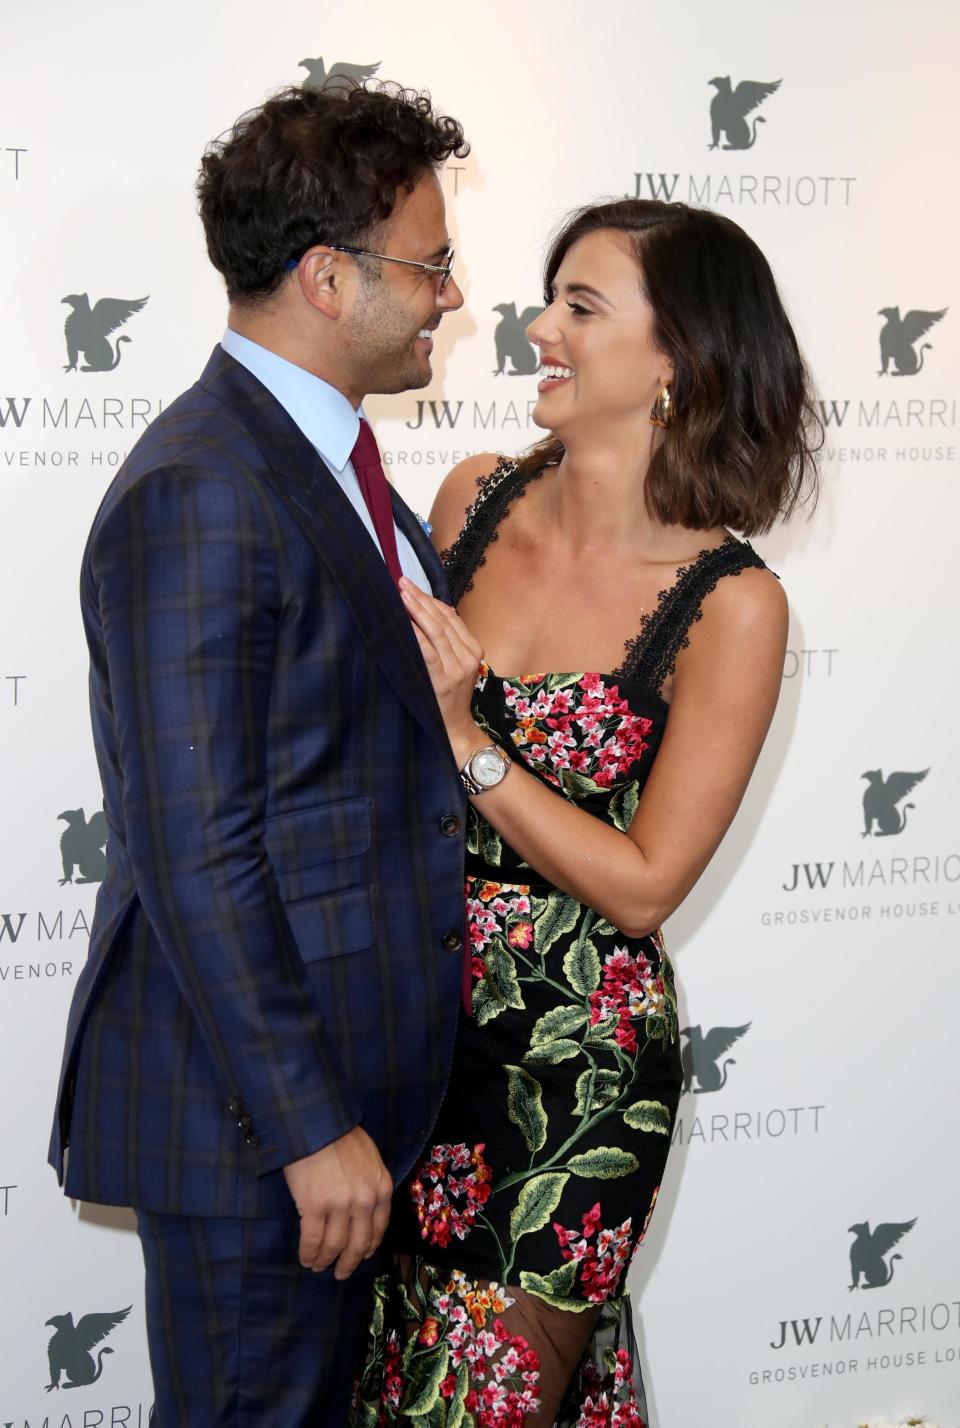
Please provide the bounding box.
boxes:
[137,1210,378,1426]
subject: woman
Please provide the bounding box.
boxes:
[351,198,819,1428]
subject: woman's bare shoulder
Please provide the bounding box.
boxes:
[428,452,506,551]
[681,558,788,686]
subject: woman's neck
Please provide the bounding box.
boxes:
[541,421,664,555]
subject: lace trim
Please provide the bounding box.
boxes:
[615,537,769,693]
[440,457,548,602]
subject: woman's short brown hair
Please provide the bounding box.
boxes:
[518,199,820,535]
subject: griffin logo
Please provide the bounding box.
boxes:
[44,1305,131,1390]
[61,293,148,372]
[58,808,108,885]
[848,1219,916,1290]
[493,303,544,376]
[298,57,380,92]
[708,77,781,150]
[878,306,948,375]
[680,1023,750,1093]
[861,768,929,837]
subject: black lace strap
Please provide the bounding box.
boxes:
[440,458,547,603]
[617,538,770,693]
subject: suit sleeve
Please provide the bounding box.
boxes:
[93,463,360,1175]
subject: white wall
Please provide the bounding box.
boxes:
[2,2,957,1423]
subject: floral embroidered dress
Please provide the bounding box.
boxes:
[351,460,767,1428]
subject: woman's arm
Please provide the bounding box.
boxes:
[400,567,787,937]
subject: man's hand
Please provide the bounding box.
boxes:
[283,1126,393,1280]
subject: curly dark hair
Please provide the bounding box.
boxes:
[518,199,821,535]
[196,82,469,303]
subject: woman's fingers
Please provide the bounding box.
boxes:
[400,582,482,668]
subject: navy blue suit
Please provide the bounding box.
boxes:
[49,347,466,1421]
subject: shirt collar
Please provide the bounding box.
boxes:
[220,328,361,474]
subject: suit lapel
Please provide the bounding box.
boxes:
[390,488,450,601]
[198,348,452,756]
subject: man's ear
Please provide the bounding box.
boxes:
[296,248,346,319]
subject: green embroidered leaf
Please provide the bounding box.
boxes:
[519,1268,594,1312]
[478,818,503,866]
[592,917,621,939]
[608,781,640,833]
[558,767,605,799]
[355,1402,380,1428]
[509,1171,570,1240]
[519,1260,578,1297]
[542,668,580,691]
[622,1099,671,1134]
[530,1005,589,1047]
[473,976,507,1027]
[533,893,581,957]
[584,1015,617,1046]
[567,1146,640,1178]
[505,1065,548,1152]
[446,1362,471,1428]
[644,1012,672,1044]
[563,936,601,996]
[401,1342,450,1415]
[485,942,524,1010]
[369,1285,385,1341]
[523,1038,581,1065]
[572,1067,622,1115]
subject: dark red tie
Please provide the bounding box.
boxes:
[351,418,403,585]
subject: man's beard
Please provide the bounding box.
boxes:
[351,278,433,395]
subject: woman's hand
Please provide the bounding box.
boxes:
[399,577,486,762]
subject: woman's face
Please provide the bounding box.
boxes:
[526,228,673,439]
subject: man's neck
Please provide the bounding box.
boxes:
[226,308,363,407]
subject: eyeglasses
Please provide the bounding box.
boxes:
[285,244,456,294]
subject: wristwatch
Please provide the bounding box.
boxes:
[459,743,511,796]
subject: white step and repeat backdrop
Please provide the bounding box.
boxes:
[2,1,958,1424]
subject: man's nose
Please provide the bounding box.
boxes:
[439,276,465,311]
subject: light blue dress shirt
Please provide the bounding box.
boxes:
[220,329,431,592]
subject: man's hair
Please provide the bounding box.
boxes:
[196,83,469,304]
[518,199,821,535]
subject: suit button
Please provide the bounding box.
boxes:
[238,1114,253,1132]
[228,1098,243,1115]
[244,1132,259,1148]
[439,815,461,837]
[442,930,463,953]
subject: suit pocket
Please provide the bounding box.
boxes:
[285,883,374,961]
[265,797,371,903]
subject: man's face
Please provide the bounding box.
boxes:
[342,170,463,395]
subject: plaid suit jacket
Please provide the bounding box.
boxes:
[48,347,467,1218]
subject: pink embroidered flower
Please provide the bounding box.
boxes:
[467,881,532,958]
[418,1317,440,1347]
[381,1330,403,1412]
[421,1271,542,1427]
[507,919,534,949]
[574,1346,646,1426]
[409,1143,493,1248]
[504,673,653,789]
[554,1203,634,1303]
[588,947,667,1052]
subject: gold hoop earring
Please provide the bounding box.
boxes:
[649,384,673,429]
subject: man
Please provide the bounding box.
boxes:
[49,82,470,1425]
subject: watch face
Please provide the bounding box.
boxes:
[470,747,507,788]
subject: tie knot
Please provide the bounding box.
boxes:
[351,417,380,473]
